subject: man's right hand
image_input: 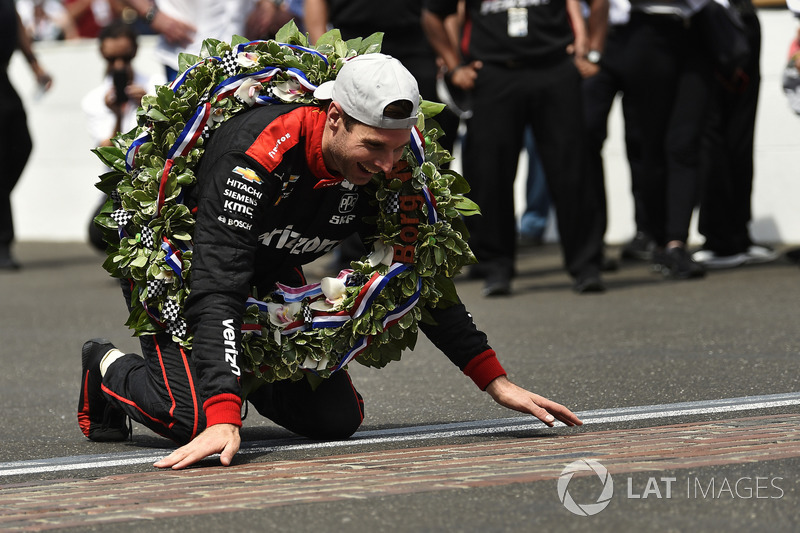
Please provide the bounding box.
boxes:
[154,423,241,470]
[150,10,196,47]
[448,60,483,91]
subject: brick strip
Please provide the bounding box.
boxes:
[1,413,798,530]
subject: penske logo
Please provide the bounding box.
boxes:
[232,166,262,185]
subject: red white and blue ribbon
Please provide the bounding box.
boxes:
[210,66,282,102]
[410,126,425,166]
[233,41,329,65]
[169,59,206,92]
[161,237,185,280]
[245,296,270,312]
[285,68,318,93]
[310,309,351,329]
[331,277,421,371]
[421,185,439,224]
[274,280,323,303]
[155,159,174,215]
[125,131,151,171]
[167,102,212,160]
[350,263,410,319]
[241,323,263,336]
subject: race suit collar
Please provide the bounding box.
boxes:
[303,107,342,188]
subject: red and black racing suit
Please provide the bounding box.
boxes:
[102,104,506,444]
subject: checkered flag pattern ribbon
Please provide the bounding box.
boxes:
[220,51,238,79]
[146,279,165,299]
[384,192,399,214]
[140,226,155,248]
[161,298,181,323]
[303,305,313,326]
[346,272,367,287]
[110,209,133,228]
[110,189,121,205]
[166,318,187,338]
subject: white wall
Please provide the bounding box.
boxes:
[9,10,800,244]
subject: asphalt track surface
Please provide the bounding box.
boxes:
[2,241,799,532]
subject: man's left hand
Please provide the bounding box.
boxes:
[485,375,583,427]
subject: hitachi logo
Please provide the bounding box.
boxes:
[221,319,242,376]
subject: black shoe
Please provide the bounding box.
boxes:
[785,247,800,265]
[656,247,706,280]
[573,274,605,294]
[601,256,619,272]
[0,246,19,271]
[78,339,130,442]
[483,271,511,297]
[621,232,655,262]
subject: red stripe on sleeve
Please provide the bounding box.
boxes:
[462,349,506,391]
[203,394,243,427]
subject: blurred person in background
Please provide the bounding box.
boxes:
[63,0,123,39]
[693,0,778,270]
[16,0,78,40]
[1,0,52,270]
[82,19,158,251]
[118,0,299,81]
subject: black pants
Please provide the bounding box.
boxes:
[463,57,604,280]
[0,72,33,248]
[623,14,712,246]
[582,25,647,235]
[698,7,761,255]
[102,280,365,444]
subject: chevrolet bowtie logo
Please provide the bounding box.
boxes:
[232,166,262,184]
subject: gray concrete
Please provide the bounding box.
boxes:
[1,241,799,531]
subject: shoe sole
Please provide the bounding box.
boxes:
[78,339,129,442]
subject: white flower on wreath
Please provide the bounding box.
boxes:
[210,106,226,123]
[272,78,304,102]
[234,78,263,106]
[154,270,174,282]
[308,277,348,312]
[236,52,260,69]
[265,301,302,344]
[301,353,329,371]
[367,240,394,267]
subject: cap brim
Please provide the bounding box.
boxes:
[314,80,335,100]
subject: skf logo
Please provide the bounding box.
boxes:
[233,166,262,185]
[338,193,358,214]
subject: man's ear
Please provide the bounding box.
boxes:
[326,101,343,130]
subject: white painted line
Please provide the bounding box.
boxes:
[2,392,799,478]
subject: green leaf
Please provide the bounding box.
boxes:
[146,107,170,122]
[200,38,223,58]
[231,34,249,47]
[454,196,481,216]
[316,28,342,49]
[444,170,471,195]
[275,20,302,44]
[178,52,201,72]
[420,100,446,118]
[359,32,384,54]
[93,146,127,172]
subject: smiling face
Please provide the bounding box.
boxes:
[321,102,410,186]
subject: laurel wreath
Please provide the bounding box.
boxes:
[92,22,479,385]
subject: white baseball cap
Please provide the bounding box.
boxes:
[314,53,420,130]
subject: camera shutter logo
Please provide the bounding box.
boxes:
[557,459,614,516]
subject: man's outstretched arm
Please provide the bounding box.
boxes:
[485,375,583,427]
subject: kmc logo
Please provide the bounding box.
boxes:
[557,459,614,516]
